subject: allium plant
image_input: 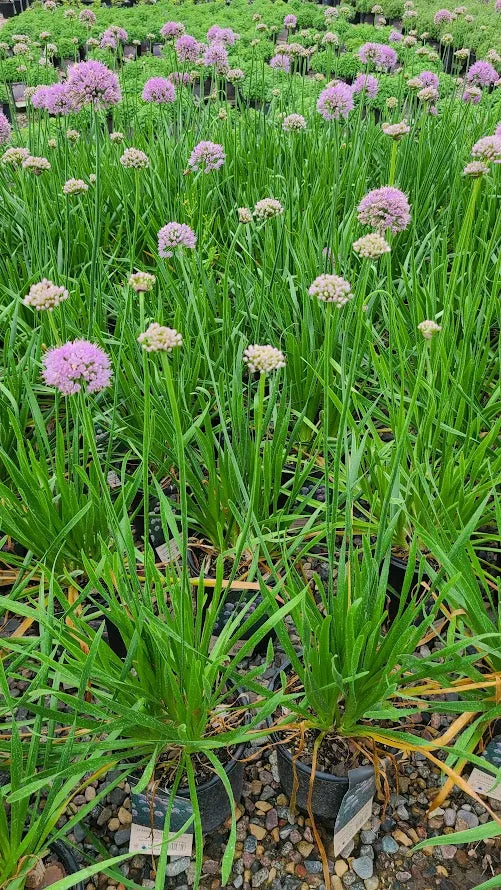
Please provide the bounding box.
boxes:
[142,77,176,104]
[42,340,112,395]
[66,60,121,110]
[352,74,379,98]
[188,141,226,174]
[317,83,354,120]
[357,187,411,233]
[358,42,398,71]
[160,21,185,40]
[0,112,11,144]
[158,222,197,257]
[23,279,69,311]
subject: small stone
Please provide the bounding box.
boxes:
[339,839,354,858]
[107,818,120,832]
[392,830,412,847]
[304,861,323,875]
[440,846,458,860]
[443,809,456,828]
[298,843,314,858]
[395,873,411,883]
[73,823,87,843]
[252,869,269,888]
[250,824,267,841]
[360,830,376,845]
[381,836,398,854]
[113,828,130,846]
[266,809,279,831]
[334,862,348,879]
[332,879,343,890]
[97,806,113,827]
[202,861,220,876]
[255,801,272,813]
[245,837,258,854]
[364,879,379,890]
[164,857,191,877]
[352,859,373,881]
[85,786,96,802]
[118,806,132,825]
[396,805,409,821]
[455,810,479,831]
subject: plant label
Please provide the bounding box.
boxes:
[468,735,501,802]
[155,539,181,564]
[130,784,193,859]
[333,766,376,857]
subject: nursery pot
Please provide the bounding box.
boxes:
[270,663,360,824]
[130,697,249,834]
[206,584,277,655]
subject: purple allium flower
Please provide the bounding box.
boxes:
[138,323,182,353]
[282,113,307,131]
[79,8,96,26]
[238,207,253,224]
[24,278,69,310]
[417,86,438,102]
[270,54,291,73]
[175,34,200,63]
[227,68,245,83]
[108,25,128,42]
[352,74,379,98]
[161,21,186,40]
[462,86,482,104]
[466,60,498,87]
[419,70,439,88]
[322,31,339,46]
[471,135,501,163]
[33,82,75,115]
[243,344,286,374]
[357,186,411,234]
[66,60,121,110]
[309,274,353,306]
[158,222,197,258]
[317,82,354,121]
[42,340,112,395]
[434,9,453,24]
[358,42,398,71]
[389,29,403,42]
[284,14,297,29]
[207,25,238,46]
[169,71,193,86]
[188,141,225,173]
[0,112,11,144]
[142,77,176,104]
[100,31,117,51]
[203,42,228,71]
[496,0,501,10]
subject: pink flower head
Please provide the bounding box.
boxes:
[67,60,121,110]
[42,340,112,395]
[466,60,498,88]
[0,111,11,144]
[100,31,117,51]
[79,9,96,26]
[207,25,238,46]
[434,9,453,24]
[357,186,411,234]
[462,86,482,104]
[175,34,200,63]
[496,123,501,137]
[389,29,403,42]
[169,71,193,86]
[419,70,439,88]
[270,54,291,73]
[161,21,186,40]
[158,222,197,258]
[352,74,379,98]
[358,42,398,71]
[33,82,75,115]
[188,141,225,173]
[471,135,501,163]
[203,42,228,71]
[309,274,353,306]
[142,77,176,103]
[496,0,501,10]
[284,14,297,29]
[317,82,354,120]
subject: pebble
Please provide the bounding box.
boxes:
[395,872,411,883]
[163,857,191,877]
[364,879,379,890]
[250,824,267,841]
[392,830,412,847]
[85,786,96,802]
[113,828,130,846]
[252,869,269,888]
[360,830,377,844]
[352,858,373,881]
[440,845,458,860]
[118,806,132,825]
[304,861,323,874]
[455,810,479,831]
[334,862,348,879]
[381,836,399,854]
[245,836,258,854]
[202,860,220,875]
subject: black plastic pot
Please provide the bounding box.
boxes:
[207,585,276,654]
[130,703,248,834]
[48,841,84,890]
[269,664,351,824]
[0,2,20,19]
